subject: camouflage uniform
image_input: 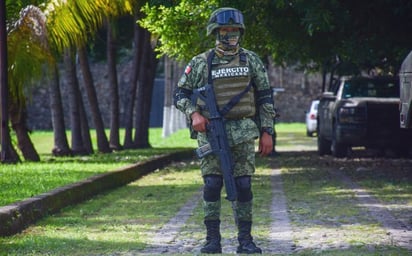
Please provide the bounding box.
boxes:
[174,7,276,254]
[177,49,274,167]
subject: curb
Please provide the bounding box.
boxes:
[0,150,194,237]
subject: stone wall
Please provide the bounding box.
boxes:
[269,65,323,123]
[26,57,323,130]
[27,58,137,130]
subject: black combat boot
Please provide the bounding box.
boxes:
[237,221,262,254]
[201,220,222,254]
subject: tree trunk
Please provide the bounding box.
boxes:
[49,65,71,156]
[0,1,19,163]
[141,53,158,146]
[162,56,186,138]
[78,45,111,153]
[0,128,20,163]
[133,29,158,148]
[9,103,40,161]
[123,11,145,149]
[107,19,122,150]
[78,84,93,154]
[64,48,88,155]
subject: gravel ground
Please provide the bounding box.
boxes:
[136,148,412,255]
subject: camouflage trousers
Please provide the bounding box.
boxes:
[199,139,256,177]
[204,200,253,222]
[201,139,255,222]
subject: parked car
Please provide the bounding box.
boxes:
[305,100,319,137]
[317,75,412,158]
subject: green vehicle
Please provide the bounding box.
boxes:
[400,50,412,129]
[317,75,411,158]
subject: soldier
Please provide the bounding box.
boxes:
[174,7,276,254]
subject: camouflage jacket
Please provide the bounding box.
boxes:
[175,48,276,146]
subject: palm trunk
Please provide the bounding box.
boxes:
[123,11,144,149]
[107,19,122,150]
[133,30,157,148]
[9,103,40,161]
[78,45,111,153]
[49,65,71,156]
[64,48,87,155]
[78,85,93,154]
[0,1,19,163]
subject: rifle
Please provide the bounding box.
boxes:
[193,83,237,201]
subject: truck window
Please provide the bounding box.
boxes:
[342,79,399,99]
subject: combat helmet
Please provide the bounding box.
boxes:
[206,7,245,36]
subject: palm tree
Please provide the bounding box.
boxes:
[47,2,108,156]
[77,44,111,153]
[123,7,145,149]
[49,65,71,156]
[107,19,122,150]
[6,4,51,162]
[4,0,153,161]
[0,0,19,163]
[133,29,158,148]
[64,47,88,155]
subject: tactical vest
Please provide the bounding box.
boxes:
[199,50,256,119]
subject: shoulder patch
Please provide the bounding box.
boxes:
[185,65,192,74]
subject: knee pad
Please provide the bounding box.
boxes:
[203,175,223,202]
[235,176,253,202]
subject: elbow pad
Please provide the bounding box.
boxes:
[256,88,273,106]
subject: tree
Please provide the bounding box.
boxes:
[77,44,111,153]
[140,0,412,76]
[133,29,158,148]
[107,19,122,150]
[0,0,19,163]
[140,0,217,62]
[64,48,88,155]
[5,4,51,162]
[3,0,134,161]
[123,7,145,149]
[49,65,71,156]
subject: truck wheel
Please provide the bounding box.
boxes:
[331,136,348,158]
[317,134,331,155]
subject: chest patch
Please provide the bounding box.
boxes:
[211,67,249,79]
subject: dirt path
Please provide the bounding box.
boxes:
[140,165,295,255]
[266,167,295,254]
[139,152,411,255]
[141,189,203,255]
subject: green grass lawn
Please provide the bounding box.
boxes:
[0,123,307,206]
[1,122,410,255]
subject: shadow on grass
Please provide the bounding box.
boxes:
[0,177,202,255]
[1,237,146,255]
[257,150,411,238]
[2,150,410,255]
[40,147,195,165]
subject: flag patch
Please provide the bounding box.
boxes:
[185,65,192,74]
